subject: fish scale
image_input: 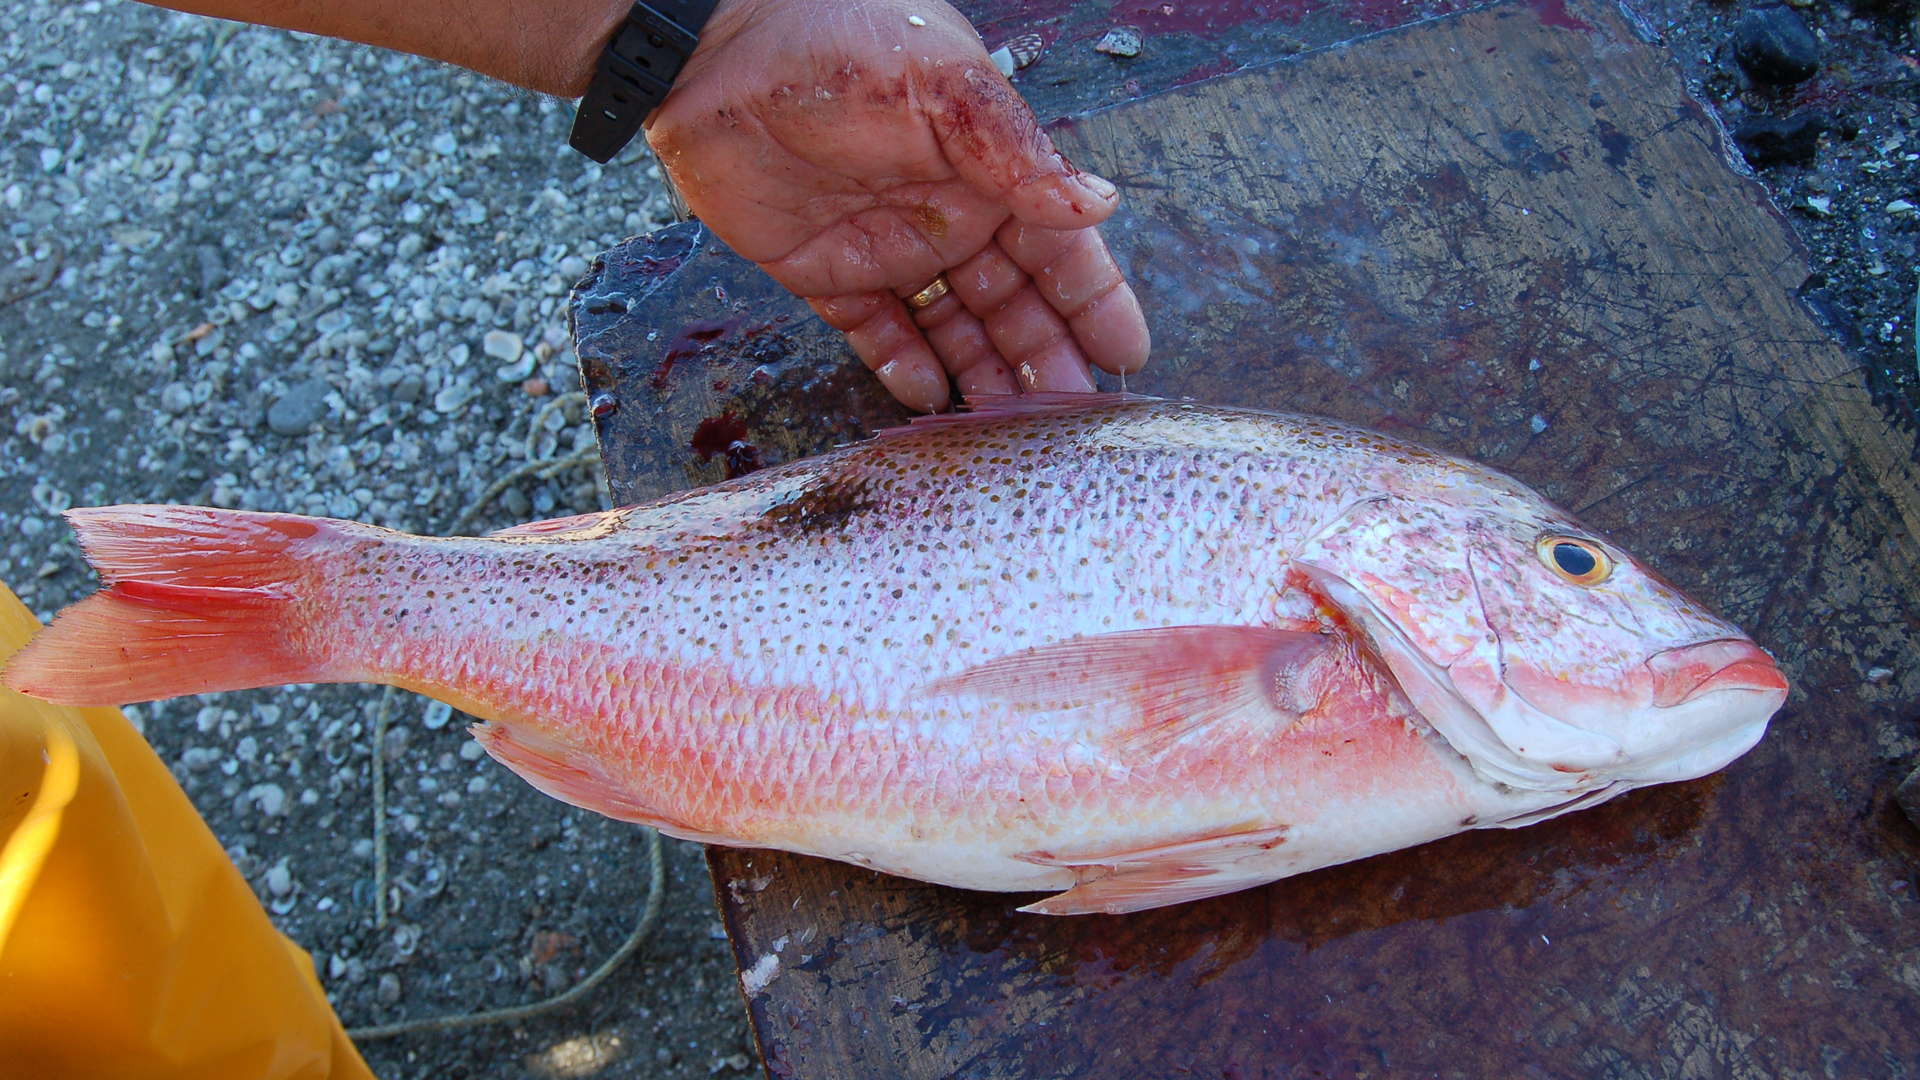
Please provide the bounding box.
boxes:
[3,395,1788,914]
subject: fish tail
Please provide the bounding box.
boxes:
[3,505,366,706]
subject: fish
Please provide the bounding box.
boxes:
[2,394,1788,915]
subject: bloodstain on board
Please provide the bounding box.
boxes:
[654,318,775,390]
[690,411,764,479]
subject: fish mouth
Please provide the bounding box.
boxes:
[1645,639,1788,707]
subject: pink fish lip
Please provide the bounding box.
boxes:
[1645,639,1788,708]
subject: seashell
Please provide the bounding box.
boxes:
[1004,32,1045,69]
[1094,26,1143,59]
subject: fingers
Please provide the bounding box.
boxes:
[942,221,1152,392]
[808,293,952,414]
[899,288,1021,397]
[922,63,1123,232]
[995,219,1151,377]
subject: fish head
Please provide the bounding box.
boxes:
[1296,493,1786,794]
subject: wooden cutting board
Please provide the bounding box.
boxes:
[572,0,1920,1073]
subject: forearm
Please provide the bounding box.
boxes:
[139,0,631,96]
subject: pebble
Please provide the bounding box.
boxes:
[423,699,453,730]
[482,328,524,363]
[264,858,293,896]
[990,47,1016,77]
[393,373,426,404]
[250,782,288,816]
[160,381,196,414]
[1095,26,1144,58]
[1733,6,1820,86]
[377,972,403,1005]
[433,381,477,414]
[1732,112,1828,169]
[268,378,332,435]
[1899,765,1920,831]
[459,741,487,762]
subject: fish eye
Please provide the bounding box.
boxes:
[1536,535,1611,586]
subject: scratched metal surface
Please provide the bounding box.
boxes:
[568,0,1920,1075]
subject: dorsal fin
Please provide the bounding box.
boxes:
[487,509,626,541]
[875,392,1155,439]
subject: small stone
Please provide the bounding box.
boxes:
[1732,112,1827,169]
[522,376,550,396]
[352,227,384,250]
[382,724,410,761]
[1802,194,1832,215]
[39,146,61,172]
[264,858,293,896]
[273,282,301,308]
[430,132,459,156]
[466,776,489,794]
[907,14,927,26]
[377,972,402,1005]
[1868,666,1895,684]
[1889,200,1918,217]
[459,741,487,761]
[249,783,288,816]
[1095,26,1144,58]
[1733,7,1820,87]
[1898,765,1920,831]
[423,699,453,730]
[159,381,195,414]
[1529,415,1548,434]
[313,225,341,254]
[559,255,590,278]
[328,953,350,980]
[989,47,1016,77]
[268,379,331,435]
[483,328,524,363]
[393,373,425,403]
[351,838,375,858]
[501,486,532,517]
[433,382,477,413]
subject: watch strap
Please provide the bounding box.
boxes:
[570,0,720,163]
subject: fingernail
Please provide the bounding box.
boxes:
[1078,172,1118,200]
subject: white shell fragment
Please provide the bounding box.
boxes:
[1095,26,1144,58]
[907,14,927,26]
[990,47,1016,77]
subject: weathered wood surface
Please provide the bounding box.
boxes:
[571,0,1920,1074]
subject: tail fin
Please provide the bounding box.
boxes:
[3,505,358,706]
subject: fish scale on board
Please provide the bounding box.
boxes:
[2,395,1786,914]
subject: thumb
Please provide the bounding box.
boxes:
[924,63,1121,230]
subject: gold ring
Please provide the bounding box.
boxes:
[904,273,951,309]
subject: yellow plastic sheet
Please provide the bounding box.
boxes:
[0,584,374,1080]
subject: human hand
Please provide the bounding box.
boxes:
[646,0,1151,412]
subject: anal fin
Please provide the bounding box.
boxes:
[1017,825,1292,916]
[472,721,734,845]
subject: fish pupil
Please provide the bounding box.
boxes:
[1552,542,1597,578]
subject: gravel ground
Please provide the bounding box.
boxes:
[0,3,751,1078]
[2,0,1916,1078]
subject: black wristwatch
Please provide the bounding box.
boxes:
[569,0,720,163]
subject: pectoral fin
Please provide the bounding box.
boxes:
[1016,825,1292,915]
[922,625,1334,755]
